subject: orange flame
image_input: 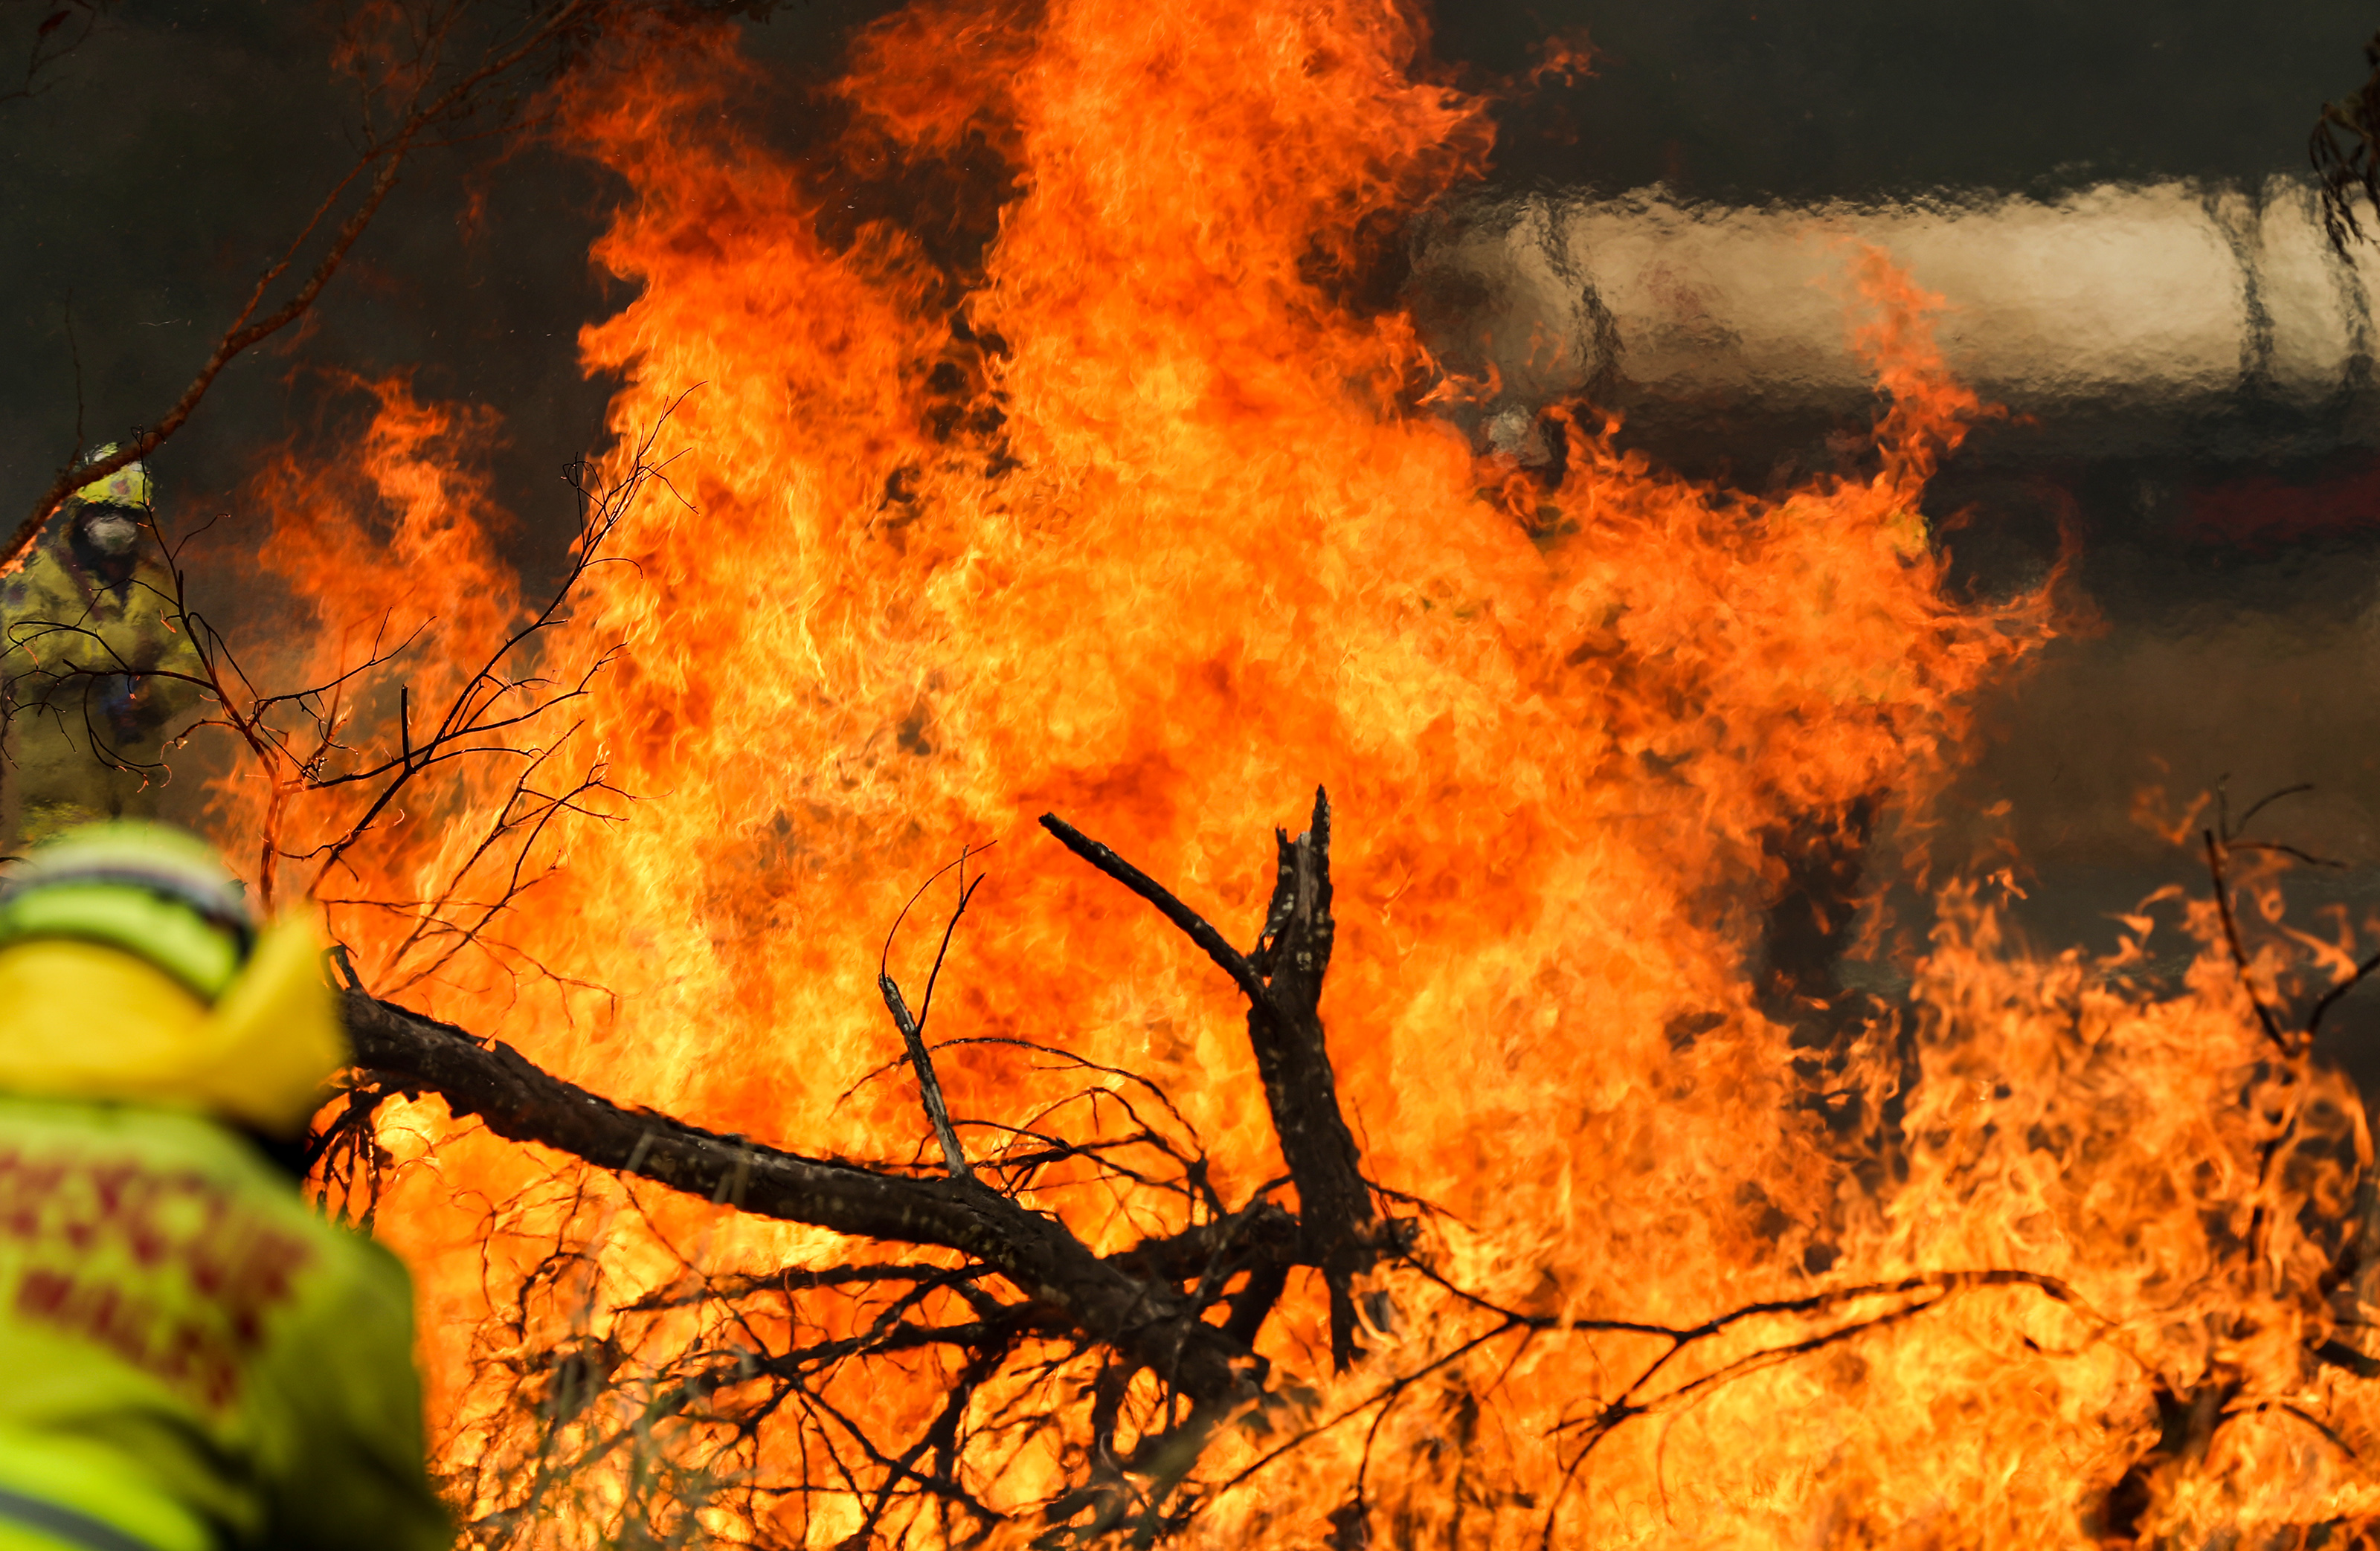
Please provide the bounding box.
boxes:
[216,0,2380,1543]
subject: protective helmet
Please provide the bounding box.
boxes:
[67,442,154,512]
[0,822,251,999]
[0,824,345,1134]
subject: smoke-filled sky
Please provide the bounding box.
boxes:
[5,0,2363,524]
[5,0,2380,990]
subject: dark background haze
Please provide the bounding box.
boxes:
[8,2,2366,525]
[7,0,2380,1039]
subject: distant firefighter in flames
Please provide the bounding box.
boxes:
[1,451,203,851]
[0,824,448,1550]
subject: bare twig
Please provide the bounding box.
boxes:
[878,848,991,1181]
[1038,813,1276,1012]
[0,1,117,108]
[879,973,974,1182]
[10,0,602,572]
[2204,828,2294,1057]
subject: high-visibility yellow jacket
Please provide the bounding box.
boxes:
[0,1095,450,1551]
[0,912,446,1551]
[1,520,202,704]
[0,523,203,738]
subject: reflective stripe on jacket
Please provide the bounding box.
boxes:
[0,1095,448,1551]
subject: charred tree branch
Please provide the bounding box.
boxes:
[327,794,1403,1528]
[2315,30,2380,254]
[2204,828,2296,1058]
[1043,790,1384,1370]
[878,855,988,1182]
[1037,813,1276,1012]
[880,973,974,1182]
[1101,1199,1305,1283]
[338,990,1258,1408]
[1244,790,1380,1370]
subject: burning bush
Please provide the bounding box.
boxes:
[32,0,2380,1545]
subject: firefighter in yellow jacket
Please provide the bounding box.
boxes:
[1,452,205,850]
[0,823,449,1551]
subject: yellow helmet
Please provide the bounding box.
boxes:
[68,442,155,512]
[0,823,347,1135]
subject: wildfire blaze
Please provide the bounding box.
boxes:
[219,0,2380,1544]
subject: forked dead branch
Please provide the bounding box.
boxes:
[320,781,2345,1547]
[340,792,1386,1541]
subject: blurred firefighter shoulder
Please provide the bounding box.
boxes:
[1,451,203,851]
[0,825,448,1551]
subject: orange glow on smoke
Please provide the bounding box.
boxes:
[224,0,2380,1543]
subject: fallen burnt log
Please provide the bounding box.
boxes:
[332,789,1400,1528]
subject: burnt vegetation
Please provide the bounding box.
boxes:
[187,404,2380,1540]
[28,4,2380,1545]
[315,795,2114,1544]
[115,415,2334,1543]
[304,717,2380,1546]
